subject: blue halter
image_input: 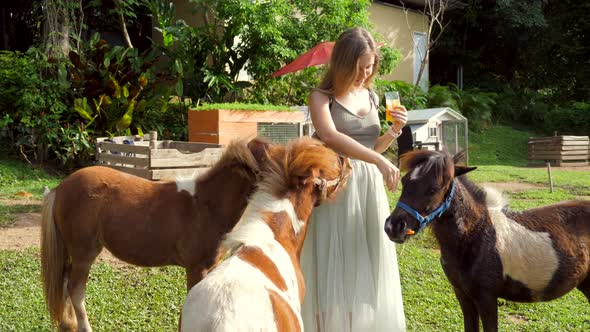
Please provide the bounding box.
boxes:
[395,181,456,231]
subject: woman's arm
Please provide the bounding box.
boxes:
[309,90,400,191]
[374,107,407,154]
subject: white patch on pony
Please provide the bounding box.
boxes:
[409,164,424,180]
[485,186,559,293]
[238,190,305,235]
[181,256,280,332]
[175,174,197,196]
[225,190,303,302]
[181,189,304,331]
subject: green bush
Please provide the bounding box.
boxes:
[427,84,497,131]
[0,48,76,165]
[493,86,590,135]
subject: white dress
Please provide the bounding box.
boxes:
[301,93,406,331]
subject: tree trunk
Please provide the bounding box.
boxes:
[43,0,71,57]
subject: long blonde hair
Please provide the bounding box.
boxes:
[318,27,379,96]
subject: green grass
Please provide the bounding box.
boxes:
[0,156,63,226]
[0,249,185,332]
[469,125,536,166]
[1,125,590,331]
[190,102,295,112]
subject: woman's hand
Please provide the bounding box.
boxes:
[375,155,400,192]
[390,105,408,133]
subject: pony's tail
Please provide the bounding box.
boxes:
[40,190,75,329]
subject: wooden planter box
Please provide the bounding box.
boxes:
[96,132,223,180]
[528,135,589,166]
[188,109,304,145]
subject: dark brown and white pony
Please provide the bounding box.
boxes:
[384,149,590,332]
[40,138,271,332]
[180,137,351,332]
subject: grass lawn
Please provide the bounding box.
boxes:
[1,126,589,331]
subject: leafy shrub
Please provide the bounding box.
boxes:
[427,84,497,131]
[0,48,73,164]
[68,33,177,137]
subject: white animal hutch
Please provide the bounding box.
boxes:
[406,107,468,159]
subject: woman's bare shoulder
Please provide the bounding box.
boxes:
[309,89,330,105]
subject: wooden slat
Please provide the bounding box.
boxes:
[528,161,589,167]
[98,154,150,167]
[529,135,589,142]
[98,165,151,179]
[557,161,589,166]
[528,145,588,152]
[528,141,589,146]
[151,167,210,180]
[98,142,151,155]
[150,147,223,160]
[150,151,222,168]
[528,154,588,160]
[528,150,589,156]
[166,141,223,153]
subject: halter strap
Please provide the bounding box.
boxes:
[396,181,456,231]
[311,155,348,201]
[312,177,340,201]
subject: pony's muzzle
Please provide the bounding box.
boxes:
[384,213,408,244]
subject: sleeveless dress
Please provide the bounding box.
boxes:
[301,90,406,331]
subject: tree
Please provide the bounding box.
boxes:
[149,0,395,104]
[43,0,85,57]
[401,0,455,89]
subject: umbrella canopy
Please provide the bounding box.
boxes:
[272,41,334,77]
[272,41,386,77]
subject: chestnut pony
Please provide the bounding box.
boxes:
[41,138,271,332]
[384,149,590,332]
[180,137,351,332]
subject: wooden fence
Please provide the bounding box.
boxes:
[96,132,223,180]
[528,135,589,167]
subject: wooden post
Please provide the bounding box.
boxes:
[149,131,158,150]
[546,162,554,193]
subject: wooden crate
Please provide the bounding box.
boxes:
[528,135,589,166]
[96,133,223,180]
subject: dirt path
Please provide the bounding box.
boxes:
[0,205,129,267]
[1,180,587,256]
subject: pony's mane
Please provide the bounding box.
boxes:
[400,149,452,184]
[401,149,489,206]
[199,139,260,182]
[457,176,489,207]
[259,137,342,199]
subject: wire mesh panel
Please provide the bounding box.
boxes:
[442,121,468,162]
[257,123,301,144]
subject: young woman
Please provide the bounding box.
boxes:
[301,27,407,331]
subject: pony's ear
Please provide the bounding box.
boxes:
[455,165,477,177]
[247,137,271,166]
[453,150,467,164]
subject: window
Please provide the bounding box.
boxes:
[429,127,437,137]
[413,32,428,91]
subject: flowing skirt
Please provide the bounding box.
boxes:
[301,159,406,332]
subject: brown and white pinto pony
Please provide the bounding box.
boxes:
[180,137,351,332]
[384,149,590,332]
[40,138,271,332]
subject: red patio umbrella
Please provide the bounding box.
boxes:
[272,41,385,77]
[272,41,334,77]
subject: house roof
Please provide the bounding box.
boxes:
[375,0,467,11]
[406,107,467,125]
